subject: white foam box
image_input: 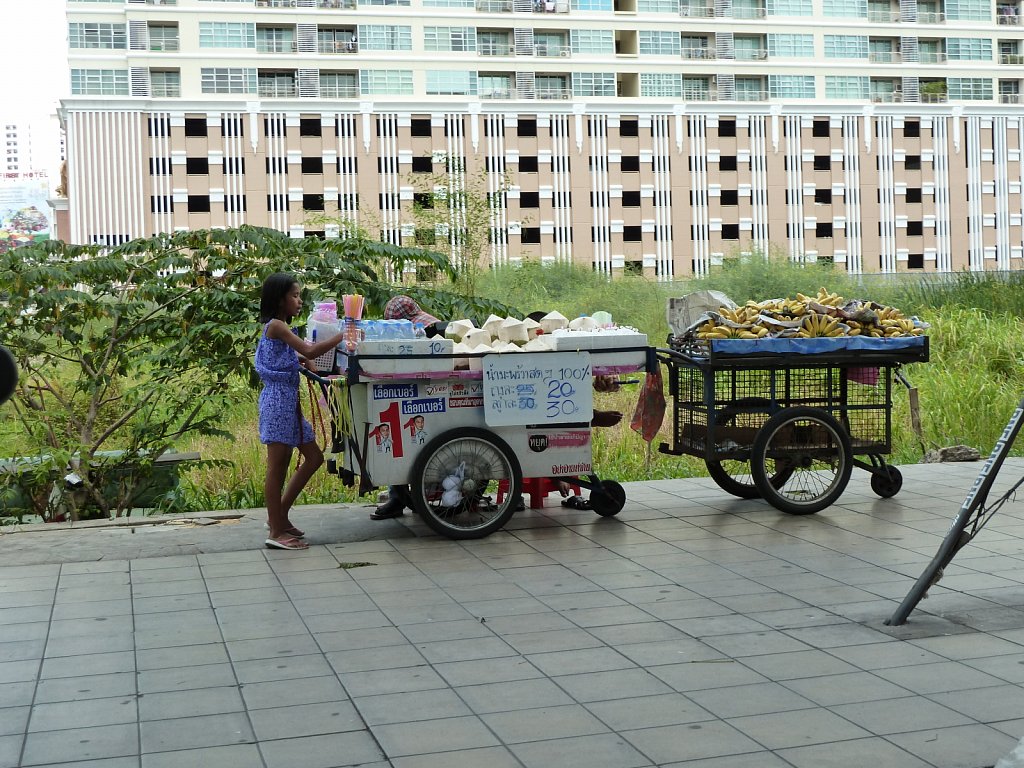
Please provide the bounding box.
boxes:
[354,338,455,376]
[550,330,649,370]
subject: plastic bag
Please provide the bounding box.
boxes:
[440,461,466,507]
[630,368,666,443]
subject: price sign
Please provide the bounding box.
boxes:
[482,351,593,427]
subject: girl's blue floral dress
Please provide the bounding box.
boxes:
[255,323,314,446]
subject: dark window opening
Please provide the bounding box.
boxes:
[906,187,923,203]
[301,157,324,174]
[907,220,923,236]
[816,222,833,238]
[303,194,325,211]
[622,191,641,207]
[718,120,737,137]
[619,119,639,137]
[519,156,539,173]
[519,191,540,208]
[904,121,921,138]
[905,155,922,170]
[184,118,208,137]
[813,119,830,138]
[410,118,432,137]
[187,195,210,213]
[720,190,739,206]
[722,224,740,239]
[621,155,640,172]
[413,192,434,209]
[305,230,326,239]
[624,260,643,274]
[908,252,924,268]
[814,189,832,204]
[518,119,537,137]
[414,227,436,245]
[623,225,642,242]
[412,156,433,173]
[719,156,738,171]
[813,155,831,171]
[300,118,322,137]
[186,157,209,175]
[521,226,541,244]
[416,265,439,281]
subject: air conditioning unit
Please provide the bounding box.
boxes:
[561,93,571,99]
[559,49,570,57]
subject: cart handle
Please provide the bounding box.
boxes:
[656,347,702,367]
[300,369,338,386]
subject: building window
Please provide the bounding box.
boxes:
[720,156,738,171]
[518,156,539,173]
[302,157,324,174]
[640,73,683,98]
[620,120,639,137]
[638,0,676,11]
[906,187,923,203]
[904,121,921,138]
[945,0,990,20]
[815,189,832,204]
[150,70,181,98]
[907,253,924,269]
[823,35,868,58]
[570,29,614,54]
[948,78,993,101]
[813,120,830,137]
[300,118,322,137]
[571,0,613,9]
[722,224,740,239]
[621,156,640,172]
[622,191,641,206]
[320,72,358,98]
[766,0,812,14]
[907,221,923,236]
[201,68,256,94]
[413,192,434,209]
[359,70,413,95]
[199,21,255,48]
[70,69,129,96]
[362,0,411,5]
[946,37,993,60]
[520,227,541,244]
[623,225,642,241]
[572,72,615,97]
[303,194,325,211]
[905,155,922,170]
[825,76,869,99]
[638,31,680,56]
[266,157,287,173]
[424,26,476,52]
[184,118,207,137]
[358,25,412,51]
[423,0,473,6]
[68,22,127,49]
[411,118,432,136]
[518,120,538,137]
[186,157,210,174]
[816,222,833,238]
[769,75,816,99]
[822,0,865,15]
[412,156,433,173]
[767,34,814,57]
[426,71,477,95]
[718,120,737,137]
[520,191,540,208]
[187,195,211,213]
[721,190,739,205]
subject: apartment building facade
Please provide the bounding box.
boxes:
[59,0,1024,276]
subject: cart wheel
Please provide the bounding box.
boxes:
[751,407,853,515]
[705,458,795,499]
[0,346,16,407]
[870,465,903,498]
[590,480,626,517]
[409,427,522,540]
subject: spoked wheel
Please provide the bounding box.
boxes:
[870,464,903,498]
[409,428,522,539]
[705,401,791,499]
[590,480,626,517]
[751,407,853,515]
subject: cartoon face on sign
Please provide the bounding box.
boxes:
[370,423,392,454]
[404,415,428,445]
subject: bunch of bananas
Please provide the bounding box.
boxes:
[798,314,844,338]
[797,288,845,307]
[695,320,769,339]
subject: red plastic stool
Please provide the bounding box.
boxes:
[498,477,582,509]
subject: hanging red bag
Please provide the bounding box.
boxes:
[630,367,666,443]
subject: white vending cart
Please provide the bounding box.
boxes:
[315,337,650,539]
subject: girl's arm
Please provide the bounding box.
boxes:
[266,319,345,360]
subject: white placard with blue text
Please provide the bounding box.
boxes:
[482,352,593,427]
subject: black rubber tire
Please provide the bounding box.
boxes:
[704,402,792,499]
[590,480,626,517]
[751,407,853,515]
[0,346,16,407]
[409,427,522,539]
[870,465,903,498]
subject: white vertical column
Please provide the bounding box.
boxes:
[337,113,359,233]
[965,115,984,271]
[994,116,1011,270]
[485,113,508,267]
[749,114,769,257]
[651,114,672,280]
[550,114,572,263]
[784,115,805,263]
[876,115,897,272]
[842,115,863,274]
[378,113,401,245]
[589,115,611,275]
[688,114,709,277]
[933,115,952,271]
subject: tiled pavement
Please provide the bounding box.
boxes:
[2,460,1024,767]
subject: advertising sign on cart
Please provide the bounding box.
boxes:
[482,351,594,427]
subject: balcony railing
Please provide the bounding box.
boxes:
[917,11,945,22]
[320,83,359,97]
[149,38,180,52]
[868,50,901,62]
[480,88,515,99]
[1000,53,1024,64]
[535,44,569,56]
[258,82,298,97]
[867,9,899,21]
[476,0,513,10]
[478,43,513,55]
[920,91,948,103]
[732,89,767,101]
[998,11,1021,24]
[681,47,714,59]
[1001,92,1022,103]
[255,0,297,7]
[734,48,768,60]
[256,40,298,53]
[144,0,176,4]
[536,88,572,99]
[871,91,903,102]
[151,84,181,97]
[317,0,356,7]
[682,88,716,101]
[731,6,766,18]
[918,51,947,63]
[679,5,714,16]
[318,40,358,53]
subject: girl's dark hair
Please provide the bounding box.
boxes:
[260,272,298,323]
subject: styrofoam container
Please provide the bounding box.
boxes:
[355,338,454,375]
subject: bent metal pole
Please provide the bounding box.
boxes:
[886,396,1024,626]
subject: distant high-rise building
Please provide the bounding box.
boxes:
[58,0,1024,274]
